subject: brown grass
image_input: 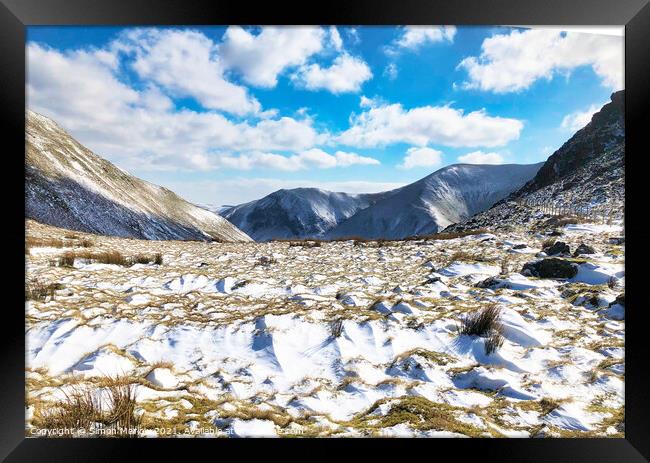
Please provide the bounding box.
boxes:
[323,229,488,245]
[556,216,586,227]
[25,280,64,301]
[54,250,162,267]
[458,304,502,337]
[56,252,76,267]
[500,256,511,275]
[541,238,557,249]
[287,241,322,248]
[445,250,495,266]
[36,377,140,437]
[539,398,561,415]
[484,331,505,355]
[26,235,93,251]
[26,236,65,249]
[330,319,344,338]
[458,305,505,355]
[413,229,488,241]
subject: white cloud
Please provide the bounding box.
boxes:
[27,43,324,172]
[511,26,624,37]
[457,150,505,164]
[338,101,523,148]
[458,28,623,93]
[328,26,343,51]
[219,26,325,88]
[398,147,443,169]
[346,28,361,45]
[560,103,604,132]
[392,26,457,51]
[292,53,372,94]
[383,63,398,80]
[115,28,262,116]
[219,149,379,171]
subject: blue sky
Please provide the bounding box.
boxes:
[26,26,623,206]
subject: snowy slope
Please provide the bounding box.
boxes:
[25,111,252,242]
[325,163,543,240]
[447,91,625,233]
[221,188,389,241]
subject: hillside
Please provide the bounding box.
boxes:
[26,111,252,242]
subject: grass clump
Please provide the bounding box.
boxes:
[457,304,505,355]
[330,319,344,338]
[25,280,64,302]
[347,396,485,437]
[500,256,511,275]
[281,239,322,248]
[445,250,496,266]
[484,331,505,355]
[458,304,501,337]
[26,236,65,249]
[392,348,455,367]
[539,398,561,415]
[34,377,140,437]
[255,255,278,266]
[131,253,163,265]
[53,250,163,267]
[56,252,76,268]
[416,229,489,241]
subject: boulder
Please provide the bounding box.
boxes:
[613,293,625,306]
[543,241,571,256]
[475,276,505,289]
[574,243,596,256]
[522,258,578,279]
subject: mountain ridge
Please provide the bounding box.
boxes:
[26,110,252,242]
[221,187,392,241]
[222,162,543,241]
[445,90,625,232]
[325,162,543,240]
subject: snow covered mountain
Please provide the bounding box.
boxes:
[325,163,543,240]
[447,91,625,232]
[221,188,389,241]
[26,111,252,242]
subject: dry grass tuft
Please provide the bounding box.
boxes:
[459,304,502,337]
[539,398,561,415]
[56,252,76,268]
[53,250,163,267]
[26,236,65,249]
[36,377,140,437]
[330,319,344,338]
[458,304,505,355]
[484,331,505,355]
[25,280,63,302]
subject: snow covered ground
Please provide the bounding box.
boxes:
[25,219,625,438]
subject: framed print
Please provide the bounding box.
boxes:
[2,0,649,460]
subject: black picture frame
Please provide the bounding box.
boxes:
[2,0,648,460]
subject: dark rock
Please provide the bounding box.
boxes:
[609,237,625,245]
[543,241,571,256]
[613,293,624,307]
[522,258,578,279]
[197,262,209,268]
[574,243,596,256]
[424,276,441,285]
[513,244,527,250]
[548,229,563,236]
[475,276,505,289]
